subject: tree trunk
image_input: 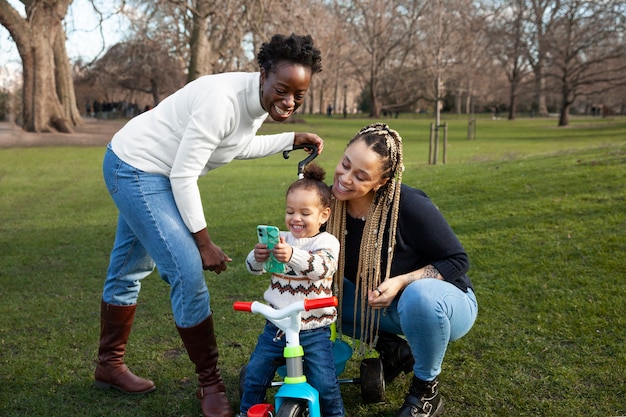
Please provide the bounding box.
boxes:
[465,81,473,114]
[559,103,570,126]
[533,63,549,117]
[53,26,81,128]
[370,87,380,117]
[369,70,380,117]
[508,82,517,120]
[0,0,76,133]
[25,21,70,132]
[150,78,160,107]
[186,0,212,83]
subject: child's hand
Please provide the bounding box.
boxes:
[253,243,270,263]
[271,236,293,263]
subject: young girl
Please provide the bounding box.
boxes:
[239,163,344,417]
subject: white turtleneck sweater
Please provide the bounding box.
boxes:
[110,72,295,233]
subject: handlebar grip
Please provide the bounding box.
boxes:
[283,143,319,160]
[304,296,338,311]
[291,143,319,154]
[233,301,254,312]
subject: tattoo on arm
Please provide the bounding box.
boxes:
[421,265,440,279]
[404,265,441,286]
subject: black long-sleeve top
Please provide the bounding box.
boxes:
[344,184,473,292]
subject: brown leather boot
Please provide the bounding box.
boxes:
[177,313,233,417]
[94,300,156,394]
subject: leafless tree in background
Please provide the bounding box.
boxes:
[546,0,626,126]
[447,1,495,116]
[90,38,186,106]
[525,0,559,117]
[336,0,427,117]
[0,0,80,132]
[486,0,533,119]
[412,0,473,125]
[2,0,626,135]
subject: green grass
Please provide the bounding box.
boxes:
[0,115,625,416]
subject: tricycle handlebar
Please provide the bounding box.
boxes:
[304,297,338,311]
[283,143,319,178]
[233,296,337,320]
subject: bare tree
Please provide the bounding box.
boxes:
[526,0,559,117]
[0,0,80,132]
[412,0,473,125]
[546,0,626,126]
[91,38,186,107]
[449,2,495,116]
[126,0,254,78]
[337,0,426,117]
[184,0,212,81]
[486,0,533,119]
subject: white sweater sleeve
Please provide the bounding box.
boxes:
[245,250,265,275]
[170,95,237,233]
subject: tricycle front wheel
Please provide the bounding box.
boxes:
[276,398,309,417]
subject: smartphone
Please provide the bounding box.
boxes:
[257,225,285,273]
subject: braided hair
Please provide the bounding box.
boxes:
[327,123,404,349]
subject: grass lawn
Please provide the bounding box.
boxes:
[0,114,624,416]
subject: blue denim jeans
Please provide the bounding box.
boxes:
[240,322,344,417]
[102,145,210,327]
[341,277,478,382]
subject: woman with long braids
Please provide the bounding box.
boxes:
[327,123,478,417]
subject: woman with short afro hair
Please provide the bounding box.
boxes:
[96,33,323,417]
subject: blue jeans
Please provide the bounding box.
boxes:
[341,278,478,382]
[240,322,344,417]
[102,145,210,327]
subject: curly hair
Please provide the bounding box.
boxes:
[286,163,332,210]
[257,33,322,74]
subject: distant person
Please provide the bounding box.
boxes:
[92,100,100,118]
[327,103,333,117]
[239,163,343,417]
[96,33,323,417]
[327,123,478,417]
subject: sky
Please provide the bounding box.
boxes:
[0,0,128,88]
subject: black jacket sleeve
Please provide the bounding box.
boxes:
[390,185,472,291]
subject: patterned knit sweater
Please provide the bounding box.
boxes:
[246,231,340,330]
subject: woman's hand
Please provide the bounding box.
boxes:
[368,265,444,307]
[193,228,232,274]
[367,278,404,309]
[294,132,324,154]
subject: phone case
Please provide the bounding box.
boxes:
[257,225,285,273]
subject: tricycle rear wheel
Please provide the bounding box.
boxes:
[360,357,385,403]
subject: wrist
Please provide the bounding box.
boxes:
[192,228,211,247]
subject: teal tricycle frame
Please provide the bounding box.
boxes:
[233,297,385,417]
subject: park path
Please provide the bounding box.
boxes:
[0,118,126,148]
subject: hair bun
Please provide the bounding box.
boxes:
[302,162,326,182]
